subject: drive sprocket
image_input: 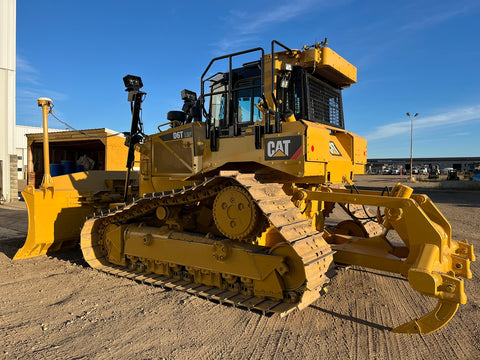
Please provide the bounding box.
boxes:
[212,185,266,241]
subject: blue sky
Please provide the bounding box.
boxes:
[16,0,480,158]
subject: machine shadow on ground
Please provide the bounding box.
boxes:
[0,234,88,268]
[0,238,26,259]
[347,267,408,281]
[47,247,89,267]
[309,304,393,332]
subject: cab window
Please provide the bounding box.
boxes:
[235,77,261,124]
[209,83,226,128]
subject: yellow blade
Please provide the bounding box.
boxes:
[14,185,93,259]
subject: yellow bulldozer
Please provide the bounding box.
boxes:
[15,40,474,334]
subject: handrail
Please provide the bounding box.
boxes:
[201,47,265,146]
[270,40,293,134]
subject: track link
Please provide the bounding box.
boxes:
[81,171,335,315]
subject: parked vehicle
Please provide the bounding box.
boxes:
[447,169,459,180]
[428,165,440,179]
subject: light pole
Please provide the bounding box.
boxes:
[406,112,419,181]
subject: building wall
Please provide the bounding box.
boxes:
[25,128,133,187]
[9,154,18,199]
[14,125,64,180]
[0,0,16,202]
[367,157,480,174]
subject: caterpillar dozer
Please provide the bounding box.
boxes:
[16,40,474,334]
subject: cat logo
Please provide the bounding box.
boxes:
[264,135,303,160]
[267,139,290,158]
[329,141,342,156]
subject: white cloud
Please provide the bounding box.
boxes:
[233,0,324,35]
[400,8,468,32]
[16,55,69,125]
[16,54,37,73]
[17,87,69,127]
[211,36,260,55]
[211,0,349,54]
[16,54,41,86]
[17,88,68,103]
[365,105,480,141]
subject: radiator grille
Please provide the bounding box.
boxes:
[306,74,344,129]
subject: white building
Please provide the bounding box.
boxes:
[0,0,16,202]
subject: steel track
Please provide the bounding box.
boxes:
[81,171,335,316]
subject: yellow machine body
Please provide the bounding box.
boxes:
[139,120,366,194]
[17,42,474,334]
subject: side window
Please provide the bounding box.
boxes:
[237,88,251,123]
[252,87,261,122]
[210,93,225,127]
[235,77,261,124]
[209,82,226,128]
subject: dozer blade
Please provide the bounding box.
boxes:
[14,185,95,260]
[300,183,475,334]
[14,171,128,260]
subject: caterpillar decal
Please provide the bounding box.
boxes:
[329,141,342,156]
[265,135,303,160]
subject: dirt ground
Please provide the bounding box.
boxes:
[1,175,479,360]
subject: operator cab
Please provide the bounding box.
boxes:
[208,65,344,132]
[201,45,346,148]
[165,41,352,152]
[209,62,262,137]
